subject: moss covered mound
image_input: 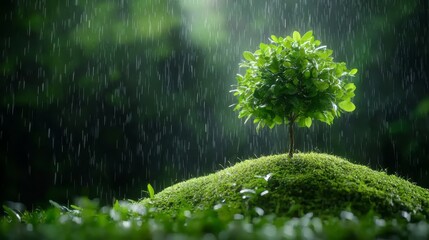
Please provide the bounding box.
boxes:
[141,153,429,218]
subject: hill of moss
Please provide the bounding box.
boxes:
[141,153,429,218]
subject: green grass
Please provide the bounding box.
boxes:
[1,198,429,239]
[142,153,429,219]
[1,153,429,239]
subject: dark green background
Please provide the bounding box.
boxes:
[1,0,428,208]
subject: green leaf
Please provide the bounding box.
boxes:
[343,91,356,99]
[268,58,280,73]
[322,49,333,58]
[147,183,155,199]
[49,200,70,212]
[303,70,311,79]
[344,83,356,91]
[314,81,329,91]
[70,205,83,211]
[297,117,312,128]
[243,51,255,61]
[304,117,312,127]
[244,115,252,124]
[257,57,265,67]
[292,78,299,85]
[311,68,318,78]
[301,30,313,41]
[259,43,269,52]
[271,35,278,43]
[293,31,301,41]
[349,68,358,75]
[113,200,120,211]
[324,112,334,124]
[274,115,283,124]
[3,205,21,222]
[339,101,356,112]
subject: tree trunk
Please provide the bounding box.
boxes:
[288,121,294,158]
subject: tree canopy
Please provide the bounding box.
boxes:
[232,31,357,156]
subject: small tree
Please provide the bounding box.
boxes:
[231,31,357,158]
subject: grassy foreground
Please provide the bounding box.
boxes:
[1,200,429,239]
[1,153,429,239]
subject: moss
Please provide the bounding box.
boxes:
[141,153,429,218]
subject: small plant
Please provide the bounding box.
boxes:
[231,30,357,157]
[147,183,155,199]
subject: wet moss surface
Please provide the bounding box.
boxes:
[141,153,429,218]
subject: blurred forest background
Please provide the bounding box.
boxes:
[1,0,428,208]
